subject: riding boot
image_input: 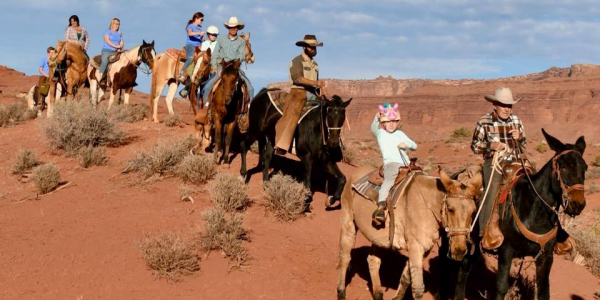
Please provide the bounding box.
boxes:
[481,201,504,250]
[99,71,108,89]
[372,203,387,227]
[179,78,191,98]
[554,227,575,255]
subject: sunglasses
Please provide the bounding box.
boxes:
[208,33,217,36]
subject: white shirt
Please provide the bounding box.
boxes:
[200,40,217,52]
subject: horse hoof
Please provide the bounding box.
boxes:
[325,196,339,208]
[373,291,384,300]
[336,289,346,300]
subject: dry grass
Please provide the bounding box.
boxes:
[176,154,216,184]
[0,102,36,127]
[198,208,249,268]
[263,173,309,221]
[422,156,436,172]
[124,135,198,178]
[341,143,360,166]
[592,155,600,167]
[108,103,148,123]
[31,163,61,194]
[535,142,547,153]
[139,232,200,281]
[12,149,40,175]
[249,141,259,154]
[564,218,600,278]
[587,167,600,179]
[209,173,249,212]
[44,101,126,155]
[77,146,107,168]
[505,275,536,300]
[450,127,472,139]
[586,182,600,194]
[164,114,180,127]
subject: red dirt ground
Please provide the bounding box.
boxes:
[1,66,599,299]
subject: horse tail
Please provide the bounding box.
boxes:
[150,59,158,102]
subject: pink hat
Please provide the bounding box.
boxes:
[378,103,400,122]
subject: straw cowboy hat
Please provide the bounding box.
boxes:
[224,16,244,29]
[484,87,522,105]
[295,34,324,47]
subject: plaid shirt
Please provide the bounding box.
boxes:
[64,26,90,51]
[471,110,526,161]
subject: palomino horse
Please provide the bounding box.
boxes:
[336,166,482,300]
[445,129,587,300]
[87,40,155,109]
[240,90,351,209]
[46,40,88,117]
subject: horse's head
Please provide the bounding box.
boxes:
[240,33,254,64]
[218,59,242,105]
[322,95,352,148]
[192,48,212,85]
[542,128,587,216]
[139,40,156,70]
[48,40,67,67]
[439,168,482,261]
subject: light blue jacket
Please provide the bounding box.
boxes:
[210,34,245,70]
[371,116,417,166]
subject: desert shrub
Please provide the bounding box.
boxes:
[12,149,40,175]
[108,103,148,123]
[592,155,600,167]
[422,156,436,172]
[263,173,309,221]
[124,135,198,178]
[31,163,60,194]
[77,146,107,168]
[565,220,600,278]
[342,144,359,166]
[0,102,34,127]
[164,114,180,127]
[198,208,249,267]
[505,275,536,300]
[249,141,259,154]
[209,173,249,212]
[450,127,471,139]
[535,142,547,153]
[587,167,600,179]
[586,182,600,194]
[44,101,126,155]
[176,154,216,184]
[139,232,199,281]
[179,184,198,202]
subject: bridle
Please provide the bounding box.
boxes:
[319,99,345,146]
[123,45,154,75]
[441,193,476,238]
[219,62,241,105]
[48,43,67,67]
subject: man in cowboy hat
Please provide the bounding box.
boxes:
[273,34,328,154]
[201,16,253,105]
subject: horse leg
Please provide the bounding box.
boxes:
[165,81,178,116]
[494,246,514,300]
[123,87,133,105]
[336,204,357,300]
[324,160,347,207]
[367,246,384,300]
[300,154,314,210]
[223,121,236,165]
[89,77,98,107]
[392,263,411,300]
[535,250,553,300]
[213,115,223,164]
[152,78,168,123]
[47,84,56,118]
[408,243,426,299]
[240,135,249,178]
[107,89,117,110]
[262,134,274,182]
[453,251,474,300]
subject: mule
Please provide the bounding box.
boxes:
[336,166,483,300]
[444,129,587,300]
[87,40,155,109]
[240,88,351,208]
[46,40,88,117]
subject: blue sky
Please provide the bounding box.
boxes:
[1,0,599,95]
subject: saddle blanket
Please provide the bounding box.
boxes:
[352,169,418,208]
[90,53,122,69]
[267,89,319,124]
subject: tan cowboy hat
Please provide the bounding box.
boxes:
[224,16,244,29]
[484,87,522,105]
[296,34,324,47]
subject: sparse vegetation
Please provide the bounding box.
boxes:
[592,155,600,167]
[565,219,600,278]
[587,167,600,179]
[505,275,536,300]
[139,232,200,281]
[124,136,198,178]
[586,182,600,194]
[535,142,547,153]
[164,114,180,127]
[0,102,36,127]
[198,208,249,268]
[44,101,126,155]
[31,163,61,194]
[12,149,40,175]
[342,143,359,166]
[422,156,436,172]
[176,154,216,184]
[108,104,148,123]
[77,146,107,168]
[209,174,249,212]
[249,141,259,154]
[450,127,472,139]
[263,173,309,221]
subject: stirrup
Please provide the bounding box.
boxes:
[372,204,387,226]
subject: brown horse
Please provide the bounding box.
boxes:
[187,50,213,145]
[336,166,482,300]
[46,40,88,117]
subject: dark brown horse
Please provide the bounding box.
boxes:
[211,59,247,164]
[47,40,88,117]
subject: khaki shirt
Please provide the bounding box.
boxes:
[289,52,318,91]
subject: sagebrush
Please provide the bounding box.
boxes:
[450,127,471,139]
[139,232,200,281]
[12,149,40,175]
[0,102,36,127]
[565,220,600,278]
[31,163,61,194]
[341,143,359,166]
[176,154,216,184]
[263,173,309,221]
[198,208,249,268]
[535,142,547,153]
[209,173,249,212]
[44,101,126,155]
[77,146,107,168]
[164,114,180,127]
[592,155,600,167]
[124,135,198,178]
[108,104,148,123]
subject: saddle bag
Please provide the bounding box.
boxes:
[39,82,50,97]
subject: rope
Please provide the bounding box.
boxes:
[469,148,507,232]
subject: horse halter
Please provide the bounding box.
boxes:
[551,149,585,211]
[320,105,345,146]
[441,193,475,238]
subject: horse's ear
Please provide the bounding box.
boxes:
[151,40,155,46]
[220,60,226,68]
[206,48,211,56]
[574,136,586,155]
[542,128,565,152]
[467,170,483,192]
[246,32,251,40]
[143,40,147,45]
[233,59,241,69]
[342,98,353,108]
[439,167,454,192]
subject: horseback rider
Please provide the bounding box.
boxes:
[273,34,327,154]
[178,12,205,83]
[201,16,253,106]
[35,46,55,107]
[201,25,219,52]
[64,15,90,52]
[371,103,417,225]
[99,18,124,88]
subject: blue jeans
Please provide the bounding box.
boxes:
[202,68,254,105]
[100,48,114,74]
[181,43,197,76]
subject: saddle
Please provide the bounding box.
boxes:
[90,52,122,69]
[165,48,188,62]
[267,89,320,124]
